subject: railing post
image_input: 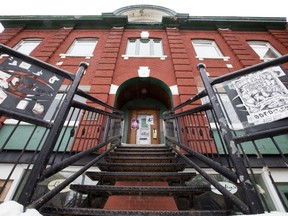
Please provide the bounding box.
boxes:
[197,63,264,214]
[17,62,88,206]
[103,116,112,142]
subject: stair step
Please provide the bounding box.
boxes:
[106,156,178,163]
[97,162,185,172]
[70,184,210,196]
[114,147,172,152]
[86,171,196,182]
[109,152,176,157]
[118,145,169,149]
[41,207,230,216]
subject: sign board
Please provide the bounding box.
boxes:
[225,66,288,133]
[0,55,63,120]
[211,181,238,195]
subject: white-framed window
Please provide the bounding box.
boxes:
[192,39,229,60]
[13,38,43,55]
[60,38,98,58]
[122,38,166,59]
[248,41,281,61]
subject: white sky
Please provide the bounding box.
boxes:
[0,0,287,31]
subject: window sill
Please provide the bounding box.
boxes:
[0,54,9,58]
[122,55,167,60]
[196,56,230,61]
[4,119,79,127]
[210,122,244,130]
[260,57,278,62]
[59,54,93,59]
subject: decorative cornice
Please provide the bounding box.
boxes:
[0,5,286,31]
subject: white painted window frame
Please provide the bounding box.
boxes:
[122,38,167,60]
[13,38,43,55]
[192,39,230,61]
[60,38,98,59]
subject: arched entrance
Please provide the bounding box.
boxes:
[115,78,173,144]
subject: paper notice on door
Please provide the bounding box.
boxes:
[146,115,154,125]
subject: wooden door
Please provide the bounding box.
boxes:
[128,109,160,144]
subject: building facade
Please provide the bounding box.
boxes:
[0,4,288,214]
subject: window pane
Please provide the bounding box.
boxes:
[249,44,279,58]
[153,39,163,56]
[14,39,42,55]
[192,40,223,58]
[126,39,137,55]
[67,38,97,56]
[125,38,164,57]
[248,41,280,59]
[139,39,150,56]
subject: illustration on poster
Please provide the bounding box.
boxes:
[232,67,288,125]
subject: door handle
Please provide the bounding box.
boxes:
[153,129,157,139]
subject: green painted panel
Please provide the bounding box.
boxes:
[0,125,74,151]
[213,130,288,154]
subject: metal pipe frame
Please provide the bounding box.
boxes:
[168,144,250,214]
[17,62,88,206]
[76,89,123,115]
[165,136,237,183]
[211,54,288,85]
[27,142,120,210]
[71,101,123,119]
[197,63,264,214]
[0,44,75,80]
[233,125,288,144]
[40,135,121,180]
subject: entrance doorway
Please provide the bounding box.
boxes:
[114,77,173,145]
[128,109,160,144]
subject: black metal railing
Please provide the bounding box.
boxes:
[164,54,288,214]
[0,44,123,208]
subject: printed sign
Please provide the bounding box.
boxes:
[48,179,70,193]
[232,69,288,125]
[136,115,151,144]
[131,118,139,130]
[211,181,238,195]
[225,65,288,132]
[146,115,154,125]
[0,56,63,119]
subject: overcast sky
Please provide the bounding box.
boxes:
[0,0,287,31]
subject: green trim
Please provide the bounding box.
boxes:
[114,77,174,109]
[162,16,287,31]
[0,14,286,31]
[0,15,128,29]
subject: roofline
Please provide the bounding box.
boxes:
[0,15,286,31]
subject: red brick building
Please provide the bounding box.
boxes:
[0,4,288,214]
[1,5,287,146]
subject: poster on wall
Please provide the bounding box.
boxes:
[131,118,139,130]
[136,115,151,144]
[146,115,154,125]
[0,56,64,120]
[226,65,288,133]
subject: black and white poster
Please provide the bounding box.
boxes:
[226,66,288,133]
[0,56,64,120]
